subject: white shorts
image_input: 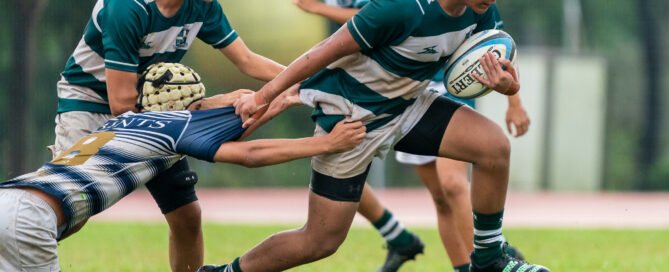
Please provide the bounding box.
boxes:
[0,189,60,272]
[47,111,112,158]
[310,90,440,178]
[395,151,436,165]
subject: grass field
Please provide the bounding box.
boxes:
[58,222,669,271]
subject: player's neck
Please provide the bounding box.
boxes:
[155,0,185,18]
[439,0,468,17]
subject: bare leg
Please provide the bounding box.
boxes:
[165,201,204,272]
[239,192,359,272]
[437,106,510,215]
[357,183,386,222]
[415,158,473,267]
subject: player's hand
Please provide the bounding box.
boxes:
[234,92,268,128]
[326,119,367,153]
[293,0,320,13]
[472,52,519,95]
[220,89,254,107]
[506,103,530,137]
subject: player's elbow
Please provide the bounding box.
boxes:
[109,103,136,116]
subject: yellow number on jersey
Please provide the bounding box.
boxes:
[51,132,116,166]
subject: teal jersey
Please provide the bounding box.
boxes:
[325,0,370,8]
[59,0,238,114]
[301,0,501,132]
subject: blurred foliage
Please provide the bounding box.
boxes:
[1,0,669,190]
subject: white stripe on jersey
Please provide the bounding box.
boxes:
[114,135,172,154]
[112,128,176,149]
[72,38,107,81]
[138,22,203,56]
[91,0,104,32]
[299,88,392,124]
[414,0,425,15]
[141,111,190,119]
[212,30,238,46]
[329,53,431,100]
[350,18,373,49]
[104,59,139,67]
[389,25,477,62]
[132,0,149,15]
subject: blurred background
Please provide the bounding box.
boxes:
[2,0,668,192]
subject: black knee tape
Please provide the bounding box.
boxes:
[309,165,370,202]
[145,158,199,214]
[394,96,463,156]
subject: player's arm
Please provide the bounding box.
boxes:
[235,26,361,127]
[219,37,286,82]
[214,119,365,167]
[293,0,360,24]
[236,0,416,127]
[106,69,140,116]
[505,93,530,137]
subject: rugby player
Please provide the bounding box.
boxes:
[52,0,285,270]
[0,88,366,272]
[293,0,529,271]
[208,0,550,271]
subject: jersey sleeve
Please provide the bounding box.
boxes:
[197,0,239,49]
[474,4,503,33]
[346,0,422,51]
[101,0,148,72]
[175,107,245,162]
[353,0,370,8]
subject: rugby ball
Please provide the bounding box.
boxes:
[443,29,517,99]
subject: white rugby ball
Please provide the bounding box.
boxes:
[443,29,517,99]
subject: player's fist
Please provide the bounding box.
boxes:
[234,91,268,128]
[326,119,367,153]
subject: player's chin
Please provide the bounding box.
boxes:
[472,4,491,13]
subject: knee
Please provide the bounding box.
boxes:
[302,228,347,260]
[430,192,451,215]
[166,202,202,236]
[479,135,510,169]
[440,174,469,199]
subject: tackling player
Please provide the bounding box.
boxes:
[51,0,285,271]
[293,0,530,271]
[0,88,366,272]
[209,0,550,271]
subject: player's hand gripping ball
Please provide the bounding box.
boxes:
[136,62,206,111]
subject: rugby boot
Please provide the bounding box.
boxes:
[504,243,525,261]
[197,264,229,272]
[377,233,425,272]
[470,244,549,272]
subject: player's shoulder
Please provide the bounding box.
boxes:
[363,0,426,24]
[103,0,151,19]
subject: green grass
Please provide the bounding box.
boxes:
[58,222,669,271]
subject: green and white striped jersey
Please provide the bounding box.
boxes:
[300,0,501,132]
[59,0,238,114]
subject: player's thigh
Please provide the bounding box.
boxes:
[0,189,60,271]
[306,168,368,242]
[438,106,509,163]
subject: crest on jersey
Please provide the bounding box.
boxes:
[175,28,190,49]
